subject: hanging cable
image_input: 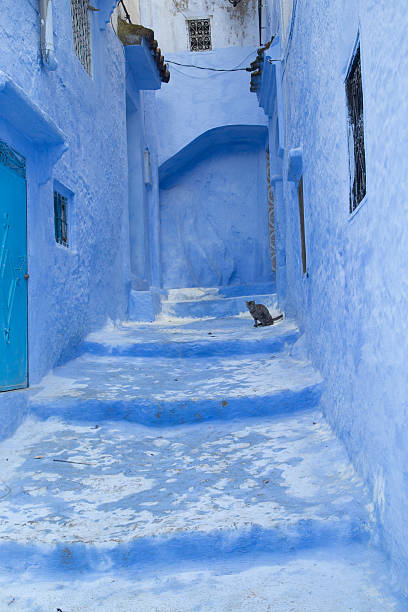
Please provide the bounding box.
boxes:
[166,60,247,72]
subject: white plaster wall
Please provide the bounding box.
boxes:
[280,0,294,43]
[262,0,294,45]
[117,0,141,25]
[138,0,259,53]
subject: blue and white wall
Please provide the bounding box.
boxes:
[0,0,130,431]
[139,0,259,54]
[265,0,408,595]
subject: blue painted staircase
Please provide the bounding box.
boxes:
[0,289,402,609]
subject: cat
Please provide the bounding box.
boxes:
[246,300,284,327]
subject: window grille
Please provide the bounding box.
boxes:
[54,191,68,247]
[71,0,92,76]
[298,176,307,275]
[0,140,26,179]
[187,19,212,52]
[346,44,366,213]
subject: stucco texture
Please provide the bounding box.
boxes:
[160,140,273,288]
[0,0,129,394]
[271,0,408,594]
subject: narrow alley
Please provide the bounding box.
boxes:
[1,0,408,608]
[0,288,401,609]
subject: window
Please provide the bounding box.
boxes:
[54,191,68,247]
[71,0,92,76]
[298,176,307,275]
[346,42,366,213]
[187,19,212,52]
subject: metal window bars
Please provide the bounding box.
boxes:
[54,191,68,247]
[0,140,26,179]
[346,45,366,213]
[187,19,212,52]
[71,0,92,76]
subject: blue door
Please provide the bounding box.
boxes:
[0,141,28,391]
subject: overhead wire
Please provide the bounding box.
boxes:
[165,50,260,79]
[166,60,247,72]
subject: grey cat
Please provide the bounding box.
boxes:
[246,300,284,327]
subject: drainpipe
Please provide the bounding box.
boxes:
[39,0,57,71]
[258,0,262,45]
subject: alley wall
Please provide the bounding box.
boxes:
[0,1,130,432]
[271,0,408,594]
[155,45,273,290]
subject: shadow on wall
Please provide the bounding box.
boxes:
[159,125,274,289]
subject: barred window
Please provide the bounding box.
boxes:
[54,191,68,247]
[346,43,366,213]
[71,0,92,76]
[187,19,212,52]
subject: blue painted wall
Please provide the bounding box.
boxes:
[155,47,267,166]
[265,0,408,595]
[0,1,130,433]
[159,127,273,289]
[155,47,273,290]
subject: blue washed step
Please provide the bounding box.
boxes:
[0,413,371,574]
[0,545,400,610]
[30,352,322,425]
[129,284,278,322]
[81,317,300,358]
[160,292,278,320]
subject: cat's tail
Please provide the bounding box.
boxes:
[272,314,284,323]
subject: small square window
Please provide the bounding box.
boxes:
[187,19,212,52]
[54,191,68,247]
[71,0,92,76]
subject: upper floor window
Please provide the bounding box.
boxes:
[71,0,92,76]
[187,19,212,52]
[346,42,366,213]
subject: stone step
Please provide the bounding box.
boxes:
[164,281,276,301]
[0,545,399,610]
[30,351,322,426]
[128,283,278,322]
[82,317,300,358]
[0,412,371,575]
[160,292,278,320]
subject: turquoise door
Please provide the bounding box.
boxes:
[0,141,28,391]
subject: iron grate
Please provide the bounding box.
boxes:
[0,140,26,179]
[187,19,212,52]
[54,191,68,247]
[346,44,366,213]
[71,0,92,76]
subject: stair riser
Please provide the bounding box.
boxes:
[160,296,278,320]
[30,386,322,426]
[81,331,299,359]
[0,521,369,576]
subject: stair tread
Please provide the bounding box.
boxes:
[82,317,299,356]
[31,352,321,405]
[0,411,368,549]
